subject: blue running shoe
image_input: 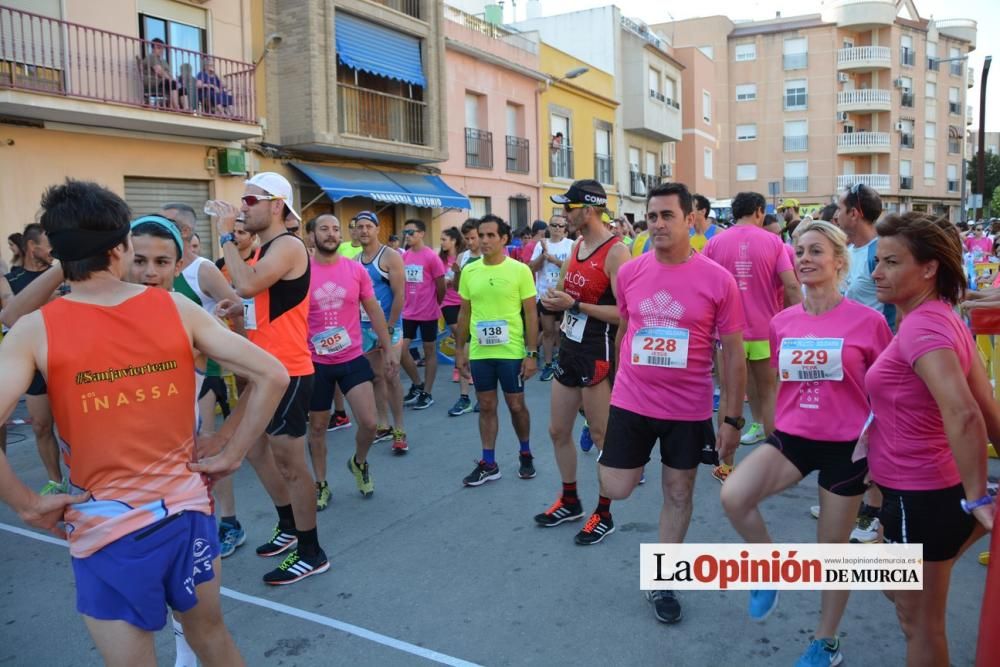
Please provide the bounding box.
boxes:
[795,638,843,667]
[579,423,594,453]
[219,522,246,559]
[749,589,779,621]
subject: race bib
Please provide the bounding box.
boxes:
[631,327,690,368]
[545,270,560,285]
[561,310,588,343]
[311,326,351,355]
[778,338,845,382]
[405,264,424,283]
[476,320,509,346]
[243,298,257,331]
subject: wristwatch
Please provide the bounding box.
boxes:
[569,299,581,315]
[960,494,995,514]
[723,416,746,430]
[525,351,539,359]
[219,232,236,247]
[387,326,395,336]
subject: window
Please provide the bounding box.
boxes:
[950,47,962,75]
[900,160,913,189]
[948,87,960,114]
[784,79,807,110]
[699,45,714,60]
[784,161,808,192]
[549,114,572,179]
[925,121,936,140]
[703,148,713,180]
[509,197,529,230]
[505,104,528,173]
[783,37,808,70]
[736,123,757,141]
[736,164,757,181]
[927,42,938,70]
[646,152,657,179]
[735,43,756,61]
[901,35,914,66]
[594,127,613,184]
[924,161,935,180]
[648,67,661,99]
[925,81,936,98]
[469,197,491,218]
[784,120,808,151]
[947,164,959,191]
[664,77,677,106]
[735,83,757,102]
[465,93,482,129]
[702,91,711,123]
[139,14,206,77]
[900,119,915,148]
[629,147,641,172]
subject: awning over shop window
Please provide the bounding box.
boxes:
[335,12,427,87]
[291,163,470,209]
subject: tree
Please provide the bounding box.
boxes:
[990,185,1000,219]
[970,151,1000,205]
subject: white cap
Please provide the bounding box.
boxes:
[244,172,301,221]
[708,210,718,220]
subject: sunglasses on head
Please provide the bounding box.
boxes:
[241,194,284,207]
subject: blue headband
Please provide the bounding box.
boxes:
[130,215,184,257]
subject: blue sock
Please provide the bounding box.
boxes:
[482,449,495,465]
[519,439,531,454]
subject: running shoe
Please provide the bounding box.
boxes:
[391,428,409,455]
[403,384,422,406]
[534,498,584,526]
[347,457,374,497]
[448,396,473,416]
[740,423,765,445]
[849,516,881,543]
[639,470,646,485]
[809,505,821,519]
[327,413,351,432]
[451,367,460,383]
[373,425,393,443]
[412,391,434,410]
[518,453,536,479]
[473,401,480,413]
[749,590,779,621]
[712,463,733,484]
[646,590,682,624]
[579,424,594,453]
[539,364,555,382]
[796,638,843,667]
[218,522,246,559]
[316,481,331,512]
[463,460,501,487]
[980,551,991,566]
[417,358,426,367]
[574,512,615,545]
[263,549,330,585]
[39,480,67,496]
[255,525,298,557]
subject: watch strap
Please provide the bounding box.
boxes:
[961,494,995,514]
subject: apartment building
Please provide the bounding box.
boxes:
[263,0,467,241]
[437,6,543,232]
[968,131,1000,157]
[0,0,264,252]
[658,0,977,219]
[513,6,682,223]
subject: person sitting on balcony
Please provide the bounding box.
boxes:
[196,57,233,115]
[140,38,182,109]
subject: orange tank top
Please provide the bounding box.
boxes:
[41,288,211,558]
[244,234,313,376]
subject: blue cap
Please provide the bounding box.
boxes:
[352,210,379,225]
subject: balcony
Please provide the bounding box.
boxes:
[949,101,961,115]
[621,44,681,141]
[901,91,914,107]
[595,154,613,185]
[837,131,891,154]
[900,176,913,190]
[464,128,493,169]
[629,171,647,197]
[949,138,961,154]
[784,135,808,152]
[969,66,975,88]
[784,177,808,193]
[338,83,426,146]
[936,18,977,50]
[948,179,959,192]
[505,136,529,174]
[901,48,916,67]
[823,0,897,28]
[783,53,808,70]
[837,173,890,192]
[0,6,259,141]
[837,89,891,113]
[901,133,915,148]
[950,62,963,77]
[369,0,422,20]
[837,46,891,71]
[550,145,573,179]
[967,104,974,126]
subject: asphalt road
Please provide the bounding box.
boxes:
[0,375,993,666]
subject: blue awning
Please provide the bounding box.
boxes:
[291,163,470,210]
[335,12,427,87]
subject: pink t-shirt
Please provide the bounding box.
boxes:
[402,246,446,321]
[704,225,793,341]
[611,252,745,421]
[864,299,974,490]
[770,299,892,441]
[308,256,374,365]
[442,254,461,307]
[966,236,992,255]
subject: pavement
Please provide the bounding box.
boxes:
[0,375,994,667]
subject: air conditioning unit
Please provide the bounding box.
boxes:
[893,78,904,88]
[895,121,905,131]
[660,164,672,178]
[836,111,849,122]
[838,72,849,83]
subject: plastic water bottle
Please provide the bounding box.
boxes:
[966,254,978,291]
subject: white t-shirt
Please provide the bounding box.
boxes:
[843,238,882,313]
[530,238,573,297]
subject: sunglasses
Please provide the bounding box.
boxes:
[403,229,417,236]
[563,203,586,212]
[241,194,284,207]
[550,224,567,229]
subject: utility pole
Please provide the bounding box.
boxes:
[977,55,992,220]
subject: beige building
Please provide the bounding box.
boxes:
[658,0,977,219]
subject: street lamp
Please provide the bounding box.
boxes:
[253,33,283,69]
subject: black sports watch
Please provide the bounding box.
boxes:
[723,416,746,430]
[569,299,581,315]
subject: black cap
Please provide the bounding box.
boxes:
[531,220,548,234]
[550,179,608,207]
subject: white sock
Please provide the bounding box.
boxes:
[173,618,198,667]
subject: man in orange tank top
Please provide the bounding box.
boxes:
[208,172,330,584]
[0,179,288,666]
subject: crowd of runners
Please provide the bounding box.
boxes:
[0,173,997,666]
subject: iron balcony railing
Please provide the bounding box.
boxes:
[0,5,256,123]
[338,83,426,145]
[370,0,421,20]
[784,177,808,193]
[784,135,808,152]
[505,135,529,173]
[550,145,573,179]
[783,52,808,70]
[594,153,613,185]
[465,128,493,169]
[900,176,913,189]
